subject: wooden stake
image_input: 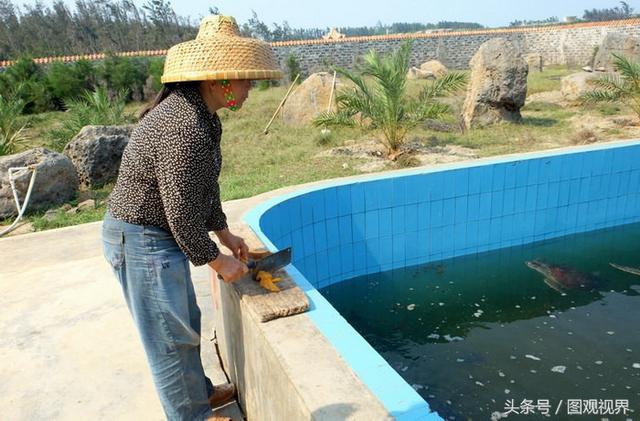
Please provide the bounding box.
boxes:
[327,70,337,113]
[263,74,300,135]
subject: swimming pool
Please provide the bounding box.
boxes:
[243,139,640,420]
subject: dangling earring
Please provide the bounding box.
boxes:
[220,79,238,111]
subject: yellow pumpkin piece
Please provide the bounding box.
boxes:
[256,270,281,292]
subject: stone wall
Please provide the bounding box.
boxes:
[271,19,640,74]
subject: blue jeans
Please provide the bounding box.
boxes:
[102,212,215,421]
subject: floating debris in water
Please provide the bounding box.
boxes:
[473,310,484,318]
[530,369,537,373]
[627,348,633,352]
[525,354,541,361]
[498,371,506,377]
[504,389,510,394]
[407,304,416,311]
[443,334,463,342]
[456,358,465,363]
[606,331,615,335]
[411,384,424,391]
[515,305,521,308]
[401,366,408,372]
[633,363,640,369]
[509,355,517,360]
[551,365,567,373]
[438,302,445,306]
[475,381,485,387]
[531,296,536,300]
[474,303,480,307]
[549,314,557,318]
[568,331,574,335]
[427,333,440,339]
[491,411,508,421]
[595,361,603,365]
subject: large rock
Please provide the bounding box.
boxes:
[281,72,341,125]
[561,72,601,101]
[420,60,448,77]
[63,125,134,189]
[593,32,640,71]
[0,148,78,218]
[462,38,529,129]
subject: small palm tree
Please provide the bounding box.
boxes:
[314,41,467,158]
[582,53,640,118]
[48,87,133,151]
[0,93,28,156]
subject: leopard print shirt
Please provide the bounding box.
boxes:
[108,84,227,266]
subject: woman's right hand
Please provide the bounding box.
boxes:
[209,253,248,282]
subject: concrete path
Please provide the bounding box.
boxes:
[0,221,244,420]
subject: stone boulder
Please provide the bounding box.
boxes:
[462,38,529,129]
[0,148,78,218]
[63,125,134,189]
[281,72,341,125]
[420,60,448,77]
[593,32,640,71]
[561,72,601,101]
[407,67,435,80]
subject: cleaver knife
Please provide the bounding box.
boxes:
[247,247,292,275]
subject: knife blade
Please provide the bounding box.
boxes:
[247,247,292,274]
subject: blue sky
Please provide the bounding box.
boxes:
[20,1,638,28]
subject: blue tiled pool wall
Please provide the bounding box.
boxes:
[258,143,640,289]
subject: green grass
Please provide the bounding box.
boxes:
[527,65,576,95]
[5,65,637,233]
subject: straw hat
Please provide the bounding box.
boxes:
[161,15,283,83]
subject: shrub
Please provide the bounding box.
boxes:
[582,53,640,119]
[97,54,147,100]
[45,60,96,108]
[0,57,51,113]
[47,87,134,151]
[0,93,28,156]
[286,53,302,83]
[147,58,165,93]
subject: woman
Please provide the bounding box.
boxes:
[101,15,282,421]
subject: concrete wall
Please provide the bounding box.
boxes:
[213,260,394,421]
[271,20,640,74]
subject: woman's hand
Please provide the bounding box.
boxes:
[215,229,249,262]
[209,253,248,282]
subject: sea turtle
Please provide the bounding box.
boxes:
[609,262,640,277]
[525,260,600,292]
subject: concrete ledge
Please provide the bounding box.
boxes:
[214,271,392,420]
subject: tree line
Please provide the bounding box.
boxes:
[510,1,636,27]
[1,0,637,61]
[0,0,485,60]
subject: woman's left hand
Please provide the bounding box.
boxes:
[215,229,249,262]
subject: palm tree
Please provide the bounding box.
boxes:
[0,93,28,156]
[47,87,133,151]
[314,41,467,158]
[582,53,640,118]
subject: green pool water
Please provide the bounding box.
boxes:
[320,223,640,420]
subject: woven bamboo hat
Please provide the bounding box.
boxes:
[161,15,282,83]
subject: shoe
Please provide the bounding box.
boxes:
[208,383,236,408]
